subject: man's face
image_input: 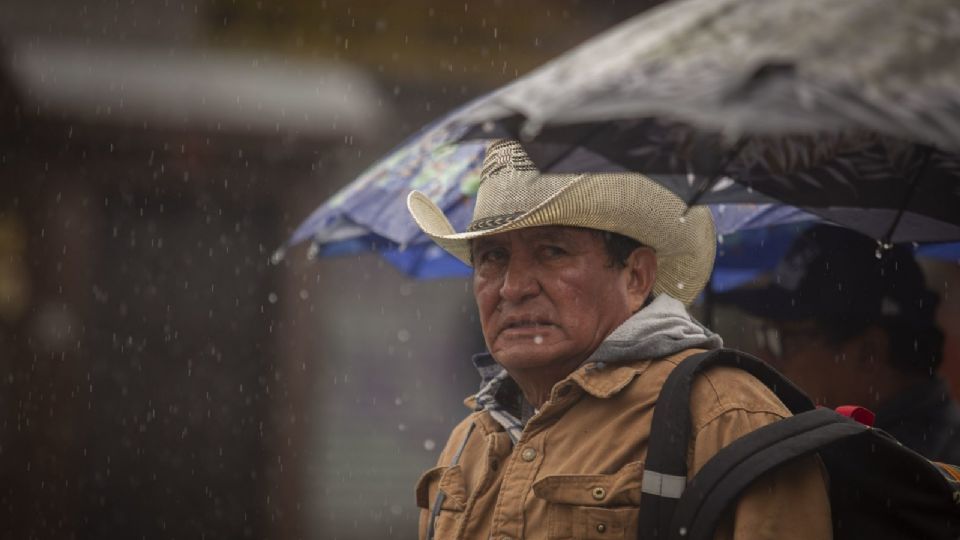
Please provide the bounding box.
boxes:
[756,321,832,401]
[471,226,653,376]
[756,320,871,407]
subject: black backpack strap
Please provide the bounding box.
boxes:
[666,408,866,540]
[638,348,814,538]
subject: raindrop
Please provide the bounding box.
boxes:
[398,423,407,432]
[267,293,278,304]
[677,282,685,290]
[424,439,436,451]
[299,289,309,300]
[533,335,543,345]
[397,329,411,343]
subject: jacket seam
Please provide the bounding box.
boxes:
[694,368,789,431]
[693,405,790,438]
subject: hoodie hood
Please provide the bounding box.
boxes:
[585,295,723,365]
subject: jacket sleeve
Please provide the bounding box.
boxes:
[689,368,833,540]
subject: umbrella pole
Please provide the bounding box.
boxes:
[881,145,933,246]
[685,137,750,209]
[703,276,716,329]
[533,124,608,172]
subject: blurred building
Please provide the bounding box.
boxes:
[0,38,388,540]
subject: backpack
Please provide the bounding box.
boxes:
[638,348,960,540]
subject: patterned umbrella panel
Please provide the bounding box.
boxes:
[287,112,486,251]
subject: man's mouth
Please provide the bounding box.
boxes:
[502,318,554,331]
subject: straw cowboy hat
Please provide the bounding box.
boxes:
[406,140,716,305]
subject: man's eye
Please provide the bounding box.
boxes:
[477,249,507,264]
[541,245,568,257]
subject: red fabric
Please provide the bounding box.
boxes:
[834,405,876,427]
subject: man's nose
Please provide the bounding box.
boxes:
[499,256,541,303]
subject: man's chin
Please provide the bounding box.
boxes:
[492,342,577,371]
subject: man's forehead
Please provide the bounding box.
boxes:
[472,226,596,247]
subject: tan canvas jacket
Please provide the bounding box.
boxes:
[416,350,832,540]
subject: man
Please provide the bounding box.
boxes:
[719,224,960,464]
[407,140,831,539]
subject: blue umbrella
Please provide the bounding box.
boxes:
[279,101,484,279]
[285,104,485,253]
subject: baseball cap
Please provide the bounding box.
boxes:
[717,224,939,326]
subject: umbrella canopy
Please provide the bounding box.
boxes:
[282,102,892,289]
[284,110,959,291]
[454,0,960,244]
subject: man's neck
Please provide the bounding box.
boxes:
[509,358,584,408]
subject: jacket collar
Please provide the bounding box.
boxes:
[469,353,654,404]
[467,352,655,444]
[568,359,653,399]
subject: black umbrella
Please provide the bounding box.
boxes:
[456,0,960,244]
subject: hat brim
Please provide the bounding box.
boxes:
[407,173,716,306]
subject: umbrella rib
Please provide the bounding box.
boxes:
[882,145,934,246]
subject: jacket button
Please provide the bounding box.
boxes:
[591,486,606,500]
[596,523,607,533]
[520,447,537,462]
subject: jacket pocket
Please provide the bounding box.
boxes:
[532,461,643,540]
[416,465,467,538]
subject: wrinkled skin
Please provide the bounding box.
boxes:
[471,226,656,406]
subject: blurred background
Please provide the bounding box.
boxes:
[0,1,956,539]
[0,1,654,538]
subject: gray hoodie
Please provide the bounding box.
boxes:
[585,294,723,365]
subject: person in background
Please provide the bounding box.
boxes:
[406,140,831,540]
[718,224,960,463]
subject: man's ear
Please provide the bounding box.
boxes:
[624,246,657,312]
